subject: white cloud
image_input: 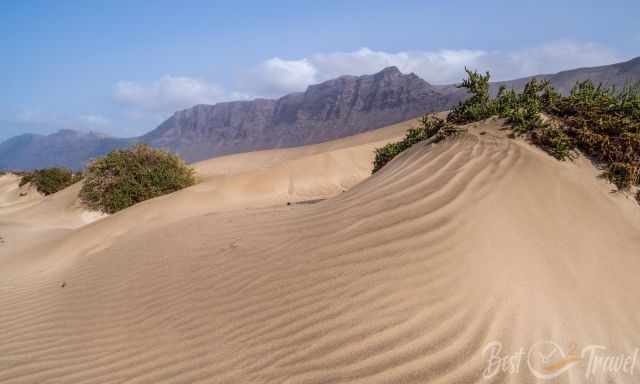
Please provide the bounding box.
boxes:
[79,114,110,127]
[248,41,621,96]
[496,41,619,77]
[98,40,622,134]
[251,58,318,95]
[113,75,227,115]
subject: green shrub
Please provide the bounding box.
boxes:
[18,167,82,195]
[498,79,554,134]
[447,68,497,124]
[531,125,574,160]
[79,144,196,214]
[373,69,640,197]
[373,115,465,173]
[442,68,640,194]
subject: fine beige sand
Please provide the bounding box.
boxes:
[1,117,640,383]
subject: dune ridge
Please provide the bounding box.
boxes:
[1,118,640,383]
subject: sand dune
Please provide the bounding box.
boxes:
[0,174,42,212]
[2,118,640,383]
[0,120,411,263]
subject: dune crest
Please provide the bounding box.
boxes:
[1,118,640,383]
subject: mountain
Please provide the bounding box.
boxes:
[141,67,459,162]
[2,57,639,170]
[494,56,640,95]
[0,130,131,170]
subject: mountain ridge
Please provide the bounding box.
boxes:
[2,57,639,170]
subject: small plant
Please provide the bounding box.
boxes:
[447,68,496,124]
[605,162,640,190]
[79,144,196,214]
[18,167,82,195]
[531,125,574,160]
[373,115,464,173]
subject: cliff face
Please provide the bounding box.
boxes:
[142,67,461,162]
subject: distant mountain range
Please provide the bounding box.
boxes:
[2,57,639,170]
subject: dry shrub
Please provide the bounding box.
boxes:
[79,144,195,214]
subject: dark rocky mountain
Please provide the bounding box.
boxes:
[0,67,459,169]
[141,66,460,162]
[2,57,639,170]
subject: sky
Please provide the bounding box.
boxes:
[1,0,638,141]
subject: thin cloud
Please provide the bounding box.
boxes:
[248,41,622,96]
[113,75,227,115]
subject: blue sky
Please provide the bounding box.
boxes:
[1,0,638,141]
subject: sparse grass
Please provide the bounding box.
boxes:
[372,115,465,173]
[79,144,196,214]
[18,168,82,195]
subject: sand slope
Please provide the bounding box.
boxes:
[0,120,411,265]
[1,118,640,383]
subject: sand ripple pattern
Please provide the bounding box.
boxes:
[2,121,640,383]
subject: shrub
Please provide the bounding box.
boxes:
[79,144,196,214]
[498,79,554,134]
[447,68,496,124]
[531,125,574,160]
[373,115,465,173]
[373,70,640,198]
[605,162,640,190]
[18,167,82,195]
[442,68,640,195]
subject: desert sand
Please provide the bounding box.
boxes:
[1,117,640,383]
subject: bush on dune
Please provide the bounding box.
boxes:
[372,115,466,173]
[374,68,640,197]
[79,144,196,214]
[447,68,497,124]
[18,167,82,195]
[446,68,640,192]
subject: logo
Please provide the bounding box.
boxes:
[526,341,580,379]
[483,340,640,381]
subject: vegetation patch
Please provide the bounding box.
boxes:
[372,115,466,173]
[444,68,640,193]
[530,124,574,160]
[79,144,196,214]
[18,167,82,195]
[374,67,640,197]
[447,69,498,124]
